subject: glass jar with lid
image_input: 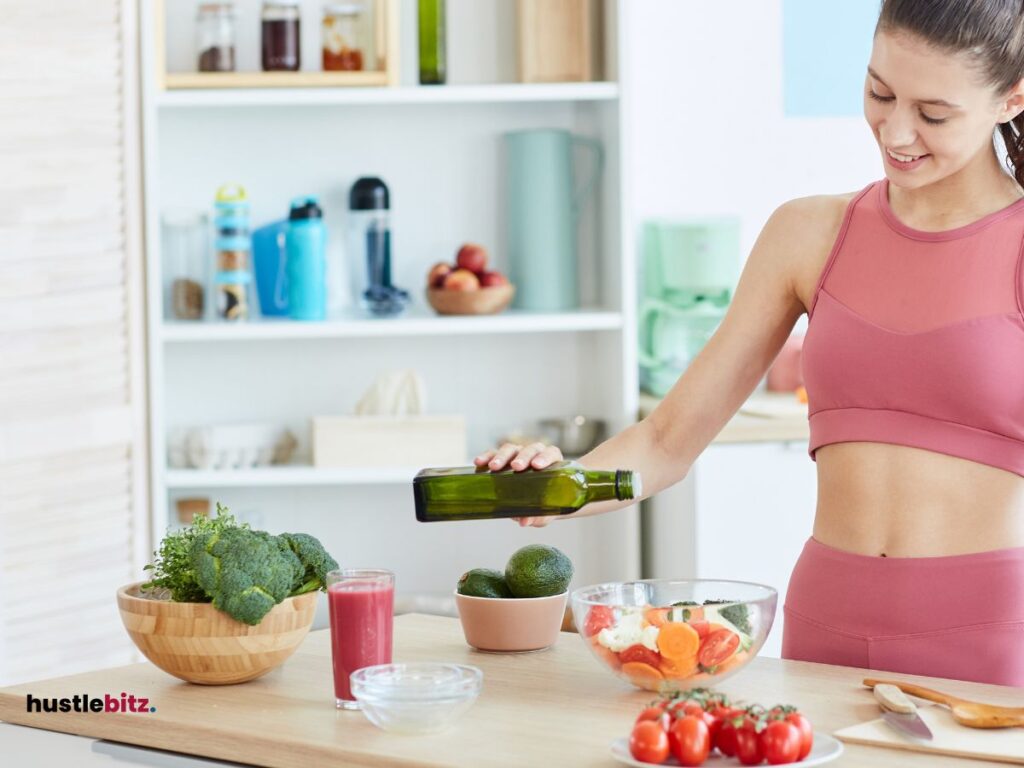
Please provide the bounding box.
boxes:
[322,4,366,71]
[196,2,236,72]
[262,0,301,72]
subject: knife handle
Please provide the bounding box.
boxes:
[874,683,917,714]
[864,678,956,708]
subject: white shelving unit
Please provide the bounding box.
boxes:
[157,82,620,108]
[160,309,623,342]
[140,0,639,597]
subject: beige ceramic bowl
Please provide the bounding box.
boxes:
[117,582,317,685]
[455,591,567,652]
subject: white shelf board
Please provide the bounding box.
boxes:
[164,465,424,488]
[161,309,624,342]
[156,81,620,108]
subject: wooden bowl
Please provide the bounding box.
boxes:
[116,583,317,685]
[426,284,515,315]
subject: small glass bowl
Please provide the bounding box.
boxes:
[349,663,483,734]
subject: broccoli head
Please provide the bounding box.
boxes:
[190,528,304,625]
[703,599,752,635]
[278,532,339,595]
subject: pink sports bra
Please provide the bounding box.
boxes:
[802,179,1024,477]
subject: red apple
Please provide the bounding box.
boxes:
[427,261,452,288]
[456,243,488,274]
[443,268,480,291]
[479,271,508,288]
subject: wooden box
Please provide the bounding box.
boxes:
[311,415,466,468]
[517,0,602,83]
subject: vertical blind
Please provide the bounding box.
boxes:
[0,0,148,684]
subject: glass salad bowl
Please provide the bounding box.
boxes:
[570,579,777,693]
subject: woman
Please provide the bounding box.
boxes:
[477,0,1024,687]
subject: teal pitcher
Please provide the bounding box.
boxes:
[505,129,603,311]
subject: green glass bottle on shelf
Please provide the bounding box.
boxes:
[413,461,642,522]
[418,0,446,85]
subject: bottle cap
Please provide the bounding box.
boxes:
[349,177,390,210]
[289,196,323,220]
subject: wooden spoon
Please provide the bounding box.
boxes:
[864,678,1024,729]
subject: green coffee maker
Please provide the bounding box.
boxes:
[639,218,740,396]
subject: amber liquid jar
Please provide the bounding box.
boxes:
[323,4,365,71]
[262,1,301,71]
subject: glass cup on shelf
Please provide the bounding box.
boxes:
[162,210,209,321]
[327,568,395,709]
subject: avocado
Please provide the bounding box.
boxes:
[504,544,573,598]
[457,568,513,598]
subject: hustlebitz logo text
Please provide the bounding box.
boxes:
[26,692,156,714]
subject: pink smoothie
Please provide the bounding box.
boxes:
[328,580,394,704]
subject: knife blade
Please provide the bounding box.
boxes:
[874,683,934,740]
[882,709,934,740]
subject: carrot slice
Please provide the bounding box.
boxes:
[645,607,670,627]
[659,653,698,680]
[621,661,664,691]
[657,621,701,661]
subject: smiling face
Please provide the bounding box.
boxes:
[865,30,1021,189]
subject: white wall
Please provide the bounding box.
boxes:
[624,0,879,262]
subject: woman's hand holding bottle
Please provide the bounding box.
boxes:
[473,442,564,527]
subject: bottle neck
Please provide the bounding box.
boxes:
[583,469,641,502]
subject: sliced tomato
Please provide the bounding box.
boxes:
[698,629,740,668]
[620,643,662,668]
[584,605,615,637]
[688,619,710,639]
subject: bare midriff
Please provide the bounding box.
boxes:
[812,442,1024,557]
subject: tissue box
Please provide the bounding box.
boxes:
[312,415,467,468]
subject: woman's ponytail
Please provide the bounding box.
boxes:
[999,112,1024,189]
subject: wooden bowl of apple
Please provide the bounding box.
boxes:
[426,243,515,316]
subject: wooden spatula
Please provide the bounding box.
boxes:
[864,678,1024,729]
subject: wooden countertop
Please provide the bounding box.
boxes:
[1,614,1019,767]
[639,391,810,444]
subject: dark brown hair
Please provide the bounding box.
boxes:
[877,0,1024,186]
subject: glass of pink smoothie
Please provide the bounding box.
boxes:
[327,568,395,709]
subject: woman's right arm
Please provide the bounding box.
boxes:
[476,196,847,524]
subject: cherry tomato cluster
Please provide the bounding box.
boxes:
[628,688,813,766]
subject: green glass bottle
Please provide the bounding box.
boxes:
[413,461,642,522]
[418,0,446,85]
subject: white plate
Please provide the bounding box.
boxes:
[610,732,843,767]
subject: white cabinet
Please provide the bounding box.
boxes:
[642,440,817,658]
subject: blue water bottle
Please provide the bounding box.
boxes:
[286,196,327,321]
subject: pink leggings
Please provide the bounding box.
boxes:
[782,537,1024,687]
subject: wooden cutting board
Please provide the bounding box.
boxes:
[835,704,1024,764]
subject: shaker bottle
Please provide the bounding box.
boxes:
[347,177,408,316]
[286,197,327,321]
[252,220,289,317]
[213,184,253,321]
